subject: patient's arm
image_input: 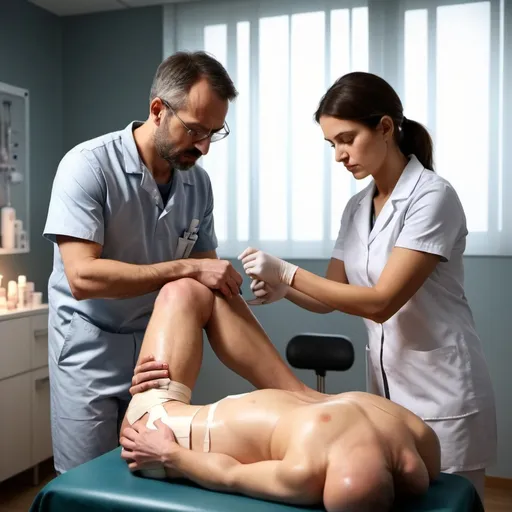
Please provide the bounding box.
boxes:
[162,446,323,506]
[121,419,321,506]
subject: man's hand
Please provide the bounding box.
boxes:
[129,355,169,396]
[192,258,243,298]
[246,280,289,305]
[238,248,298,287]
[120,419,178,472]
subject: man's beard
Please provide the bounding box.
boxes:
[154,123,202,171]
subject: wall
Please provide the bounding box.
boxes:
[0,0,62,297]
[62,7,164,151]
[1,0,510,479]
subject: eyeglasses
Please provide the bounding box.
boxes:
[160,98,230,143]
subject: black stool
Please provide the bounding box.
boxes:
[286,333,355,393]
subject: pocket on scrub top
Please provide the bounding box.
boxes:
[387,344,478,420]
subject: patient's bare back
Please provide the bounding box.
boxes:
[188,389,317,463]
[186,389,431,467]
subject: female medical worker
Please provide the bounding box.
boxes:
[239,71,497,501]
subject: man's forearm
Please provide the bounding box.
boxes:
[162,446,316,505]
[163,446,238,493]
[71,258,199,300]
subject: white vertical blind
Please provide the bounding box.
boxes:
[166,0,510,257]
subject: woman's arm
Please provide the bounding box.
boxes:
[292,247,439,322]
[284,258,348,314]
[240,246,439,323]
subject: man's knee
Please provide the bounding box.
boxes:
[157,278,214,318]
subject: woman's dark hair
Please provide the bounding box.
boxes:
[314,71,434,170]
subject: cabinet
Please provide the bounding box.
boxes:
[0,305,51,483]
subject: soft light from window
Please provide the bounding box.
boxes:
[236,21,250,241]
[203,24,228,241]
[330,9,353,240]
[258,16,289,240]
[351,7,369,73]
[290,11,325,241]
[436,1,490,232]
[352,7,371,194]
[404,9,428,127]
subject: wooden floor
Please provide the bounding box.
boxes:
[0,459,511,511]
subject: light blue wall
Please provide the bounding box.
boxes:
[62,7,164,151]
[0,0,62,295]
[1,0,509,479]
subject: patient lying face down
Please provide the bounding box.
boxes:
[119,278,441,512]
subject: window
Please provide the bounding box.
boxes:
[166,0,510,257]
[400,0,507,255]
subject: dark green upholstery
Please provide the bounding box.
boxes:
[30,448,483,512]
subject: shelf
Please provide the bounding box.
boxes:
[0,247,30,255]
[0,304,48,320]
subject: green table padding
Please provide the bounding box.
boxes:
[30,448,484,512]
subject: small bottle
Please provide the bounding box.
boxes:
[26,281,34,306]
[7,280,17,309]
[0,286,6,311]
[17,275,26,309]
[1,206,16,250]
[32,291,42,307]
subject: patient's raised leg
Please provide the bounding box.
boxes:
[135,278,310,396]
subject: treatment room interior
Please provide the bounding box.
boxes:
[0,0,511,510]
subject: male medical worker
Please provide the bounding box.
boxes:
[43,51,303,474]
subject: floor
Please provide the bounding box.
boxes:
[0,459,511,511]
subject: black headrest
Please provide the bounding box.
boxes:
[286,333,354,374]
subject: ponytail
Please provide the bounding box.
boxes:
[399,117,434,171]
[315,72,436,171]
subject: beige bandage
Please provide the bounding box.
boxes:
[137,403,202,480]
[125,378,195,481]
[126,378,192,425]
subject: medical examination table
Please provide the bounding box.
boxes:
[30,334,484,512]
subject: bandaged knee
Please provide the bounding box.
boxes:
[126,378,192,425]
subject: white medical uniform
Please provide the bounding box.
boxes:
[332,154,497,473]
[43,121,218,473]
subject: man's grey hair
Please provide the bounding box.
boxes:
[150,51,238,109]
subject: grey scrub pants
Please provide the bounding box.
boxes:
[49,314,144,473]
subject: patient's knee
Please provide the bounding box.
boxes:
[157,279,214,317]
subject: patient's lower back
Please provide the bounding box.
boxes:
[190,389,301,463]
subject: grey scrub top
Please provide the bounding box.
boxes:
[43,121,218,349]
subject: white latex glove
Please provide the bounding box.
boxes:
[246,280,289,306]
[238,247,298,286]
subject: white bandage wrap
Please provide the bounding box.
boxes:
[126,378,192,425]
[125,378,195,481]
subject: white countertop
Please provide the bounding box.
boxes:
[0,304,49,320]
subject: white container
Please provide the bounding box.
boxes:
[1,206,15,249]
[17,275,26,308]
[26,281,34,305]
[7,280,17,310]
[14,220,23,248]
[32,291,42,307]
